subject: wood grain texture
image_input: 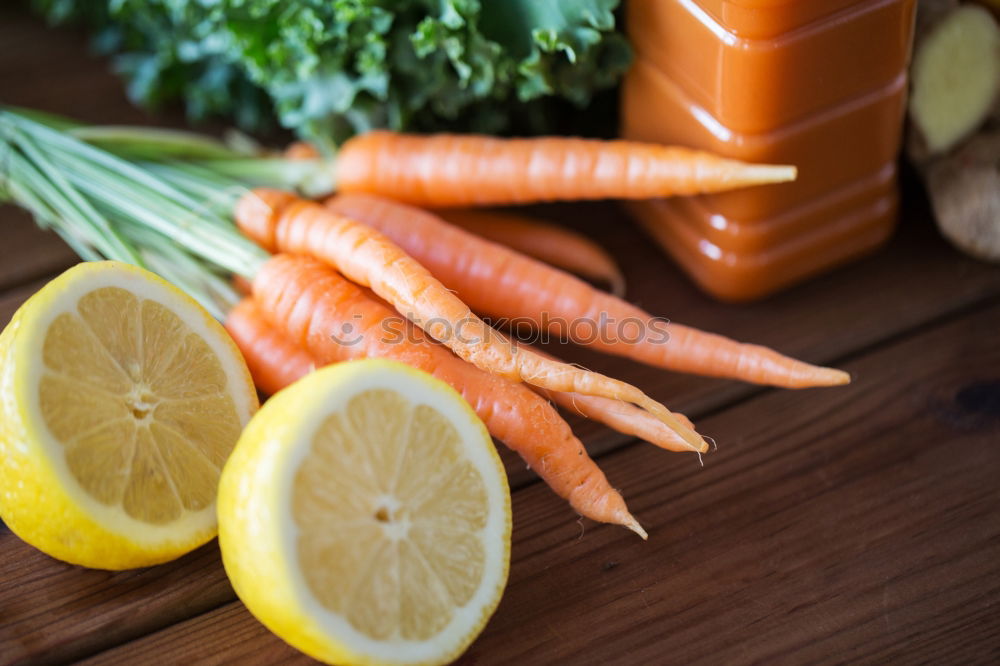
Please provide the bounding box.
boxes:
[2,205,998,664]
[0,210,78,293]
[524,189,1000,485]
[80,300,1000,665]
[0,4,170,298]
[0,3,190,124]
[2,4,1000,665]
[0,541,228,665]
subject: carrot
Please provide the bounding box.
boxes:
[249,254,648,537]
[224,298,315,396]
[325,193,850,389]
[332,130,796,207]
[235,187,704,450]
[433,208,626,296]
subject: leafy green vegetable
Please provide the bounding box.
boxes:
[33,0,630,147]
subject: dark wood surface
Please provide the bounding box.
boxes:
[2,6,999,665]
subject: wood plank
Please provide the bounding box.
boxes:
[0,209,77,292]
[0,278,55,327]
[0,5,175,124]
[3,6,1000,664]
[80,297,1000,664]
[3,10,999,456]
[0,5,155,295]
[0,4,230,296]
[523,185,1000,481]
[0,540,228,666]
[2,5,998,470]
[2,206,998,663]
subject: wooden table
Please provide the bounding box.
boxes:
[2,7,999,665]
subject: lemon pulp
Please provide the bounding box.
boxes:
[40,286,240,522]
[219,360,510,666]
[0,261,257,569]
[294,388,489,641]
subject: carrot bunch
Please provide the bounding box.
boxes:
[4,110,846,538]
[219,132,846,537]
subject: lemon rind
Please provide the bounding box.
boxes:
[219,359,511,666]
[0,261,257,568]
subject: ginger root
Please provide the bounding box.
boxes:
[907,2,1000,262]
[925,130,1000,261]
[909,3,999,157]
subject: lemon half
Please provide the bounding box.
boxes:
[218,359,511,666]
[0,261,258,569]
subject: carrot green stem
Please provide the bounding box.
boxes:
[0,107,268,318]
[5,131,142,266]
[69,126,243,160]
[57,117,337,197]
[189,157,338,198]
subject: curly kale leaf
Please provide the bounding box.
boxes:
[32,0,630,144]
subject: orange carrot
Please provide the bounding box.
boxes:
[250,254,648,537]
[433,208,626,296]
[235,187,704,450]
[325,193,850,389]
[225,298,315,395]
[332,131,796,207]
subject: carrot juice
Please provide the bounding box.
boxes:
[622,0,917,301]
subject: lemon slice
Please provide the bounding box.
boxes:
[0,261,257,569]
[218,359,511,666]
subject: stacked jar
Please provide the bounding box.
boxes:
[622,0,917,301]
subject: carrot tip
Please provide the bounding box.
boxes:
[743,164,798,184]
[623,514,648,540]
[818,367,852,386]
[640,397,707,452]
